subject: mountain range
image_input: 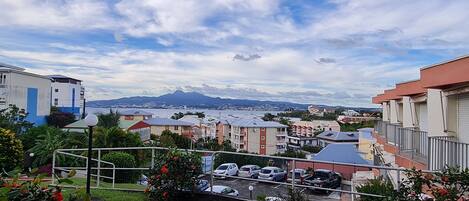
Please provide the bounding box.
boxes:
[87,90,377,111]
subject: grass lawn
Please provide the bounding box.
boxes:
[67,178,146,190]
[61,188,147,201]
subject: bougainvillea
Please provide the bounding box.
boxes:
[146,149,202,201]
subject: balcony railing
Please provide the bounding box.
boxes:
[397,127,428,163]
[428,136,469,171]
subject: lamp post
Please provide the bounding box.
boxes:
[249,185,253,200]
[84,114,98,196]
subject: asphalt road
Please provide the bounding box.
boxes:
[211,177,344,201]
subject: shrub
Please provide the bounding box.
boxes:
[301,145,322,153]
[147,149,202,201]
[101,152,139,183]
[0,129,24,172]
[46,111,76,128]
[356,177,395,201]
[29,126,66,167]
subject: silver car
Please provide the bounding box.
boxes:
[238,165,261,178]
[258,167,287,182]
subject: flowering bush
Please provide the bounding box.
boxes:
[146,149,202,201]
[0,128,24,172]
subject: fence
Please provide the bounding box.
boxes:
[428,136,469,171]
[51,146,438,200]
[397,127,428,163]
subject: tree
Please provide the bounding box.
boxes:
[0,128,24,171]
[262,113,276,121]
[29,127,66,167]
[301,145,322,153]
[170,112,184,120]
[93,127,143,148]
[97,109,120,128]
[0,104,33,135]
[160,130,191,149]
[46,111,76,128]
[274,150,306,159]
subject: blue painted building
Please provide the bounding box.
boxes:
[48,75,84,118]
[0,63,51,126]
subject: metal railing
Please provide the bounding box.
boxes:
[51,146,439,200]
[397,127,428,163]
[428,136,469,171]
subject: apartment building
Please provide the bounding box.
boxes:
[316,130,359,148]
[230,119,287,155]
[119,109,153,121]
[0,63,51,125]
[372,55,469,170]
[143,117,194,138]
[179,115,217,139]
[48,75,84,118]
[216,118,237,144]
[287,120,340,149]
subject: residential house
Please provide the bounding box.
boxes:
[119,109,153,121]
[143,117,194,138]
[230,119,287,155]
[48,75,84,118]
[316,130,359,148]
[216,118,237,145]
[372,55,469,170]
[287,120,340,150]
[0,63,51,125]
[179,115,217,139]
[63,119,151,141]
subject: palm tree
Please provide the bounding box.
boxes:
[97,109,120,128]
[29,127,66,167]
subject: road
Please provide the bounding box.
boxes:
[211,177,346,201]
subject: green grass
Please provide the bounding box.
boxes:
[61,189,147,201]
[66,178,146,190]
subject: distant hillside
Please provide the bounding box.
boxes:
[87,90,309,110]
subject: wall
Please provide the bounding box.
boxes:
[402,96,414,127]
[120,115,145,121]
[150,125,192,136]
[51,81,82,115]
[389,100,399,124]
[382,102,389,121]
[427,89,445,137]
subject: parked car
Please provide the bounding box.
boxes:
[303,169,342,193]
[238,165,261,178]
[265,197,285,201]
[195,179,209,192]
[258,167,287,182]
[214,163,238,179]
[287,169,309,184]
[204,185,239,196]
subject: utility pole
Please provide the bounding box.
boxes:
[82,98,86,119]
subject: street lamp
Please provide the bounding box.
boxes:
[249,185,254,200]
[84,114,98,196]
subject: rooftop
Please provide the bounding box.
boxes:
[316,130,359,142]
[63,119,140,132]
[47,74,82,82]
[312,143,369,165]
[144,117,194,126]
[231,118,287,128]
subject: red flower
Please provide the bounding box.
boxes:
[53,191,64,201]
[438,188,448,196]
[163,191,169,199]
[441,176,449,183]
[160,165,169,175]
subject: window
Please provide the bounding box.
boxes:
[260,145,265,149]
[124,116,134,120]
[174,126,179,130]
[261,136,265,140]
[54,98,58,106]
[55,89,59,92]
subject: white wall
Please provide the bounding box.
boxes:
[389,100,399,124]
[402,96,414,128]
[8,72,51,116]
[382,102,390,121]
[427,89,445,137]
[51,81,82,108]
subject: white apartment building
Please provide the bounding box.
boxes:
[0,63,51,125]
[372,55,469,170]
[230,119,287,155]
[48,75,84,117]
[287,120,341,149]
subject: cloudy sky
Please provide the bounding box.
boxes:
[1,0,469,107]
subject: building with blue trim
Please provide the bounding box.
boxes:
[0,63,51,126]
[48,75,84,118]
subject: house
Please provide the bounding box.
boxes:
[216,118,238,144]
[143,117,194,138]
[48,75,84,118]
[179,115,217,140]
[287,120,340,150]
[63,119,151,141]
[230,118,287,155]
[372,55,469,170]
[0,63,51,125]
[119,109,153,121]
[316,130,359,147]
[342,109,360,116]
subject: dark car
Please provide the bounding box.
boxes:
[303,169,342,193]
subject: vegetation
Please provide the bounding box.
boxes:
[101,152,139,183]
[301,145,322,153]
[277,110,340,121]
[29,126,67,167]
[46,107,76,128]
[97,109,120,128]
[93,127,143,148]
[273,150,306,159]
[0,104,33,135]
[339,121,374,132]
[261,113,276,121]
[170,111,205,120]
[146,149,202,201]
[356,177,395,201]
[0,129,24,172]
[159,130,191,149]
[214,150,271,168]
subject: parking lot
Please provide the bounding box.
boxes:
[211,177,348,201]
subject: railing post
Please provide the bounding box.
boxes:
[396,169,400,192]
[410,130,414,159]
[97,149,101,187]
[151,149,155,168]
[52,150,56,185]
[427,137,431,170]
[210,152,216,194]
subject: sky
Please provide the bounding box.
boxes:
[1,0,469,107]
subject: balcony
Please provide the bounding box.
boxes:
[374,121,469,170]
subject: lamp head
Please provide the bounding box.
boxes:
[248,185,253,191]
[84,114,98,127]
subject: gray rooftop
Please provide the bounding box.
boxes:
[231,119,287,128]
[312,144,369,165]
[0,63,25,71]
[316,131,359,142]
[47,74,82,82]
[119,109,153,116]
[144,117,194,126]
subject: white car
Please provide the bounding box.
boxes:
[214,163,238,179]
[258,167,287,182]
[238,165,261,178]
[205,185,239,196]
[287,169,309,183]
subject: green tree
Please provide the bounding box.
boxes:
[273,150,306,159]
[97,109,120,128]
[0,128,24,171]
[93,127,143,148]
[29,127,66,167]
[262,113,276,121]
[0,104,33,135]
[160,130,191,149]
[46,111,76,128]
[170,112,184,120]
[301,145,322,153]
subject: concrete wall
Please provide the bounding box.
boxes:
[427,89,445,137]
[402,96,414,128]
[389,100,399,124]
[382,102,390,121]
[51,81,82,115]
[150,125,192,136]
